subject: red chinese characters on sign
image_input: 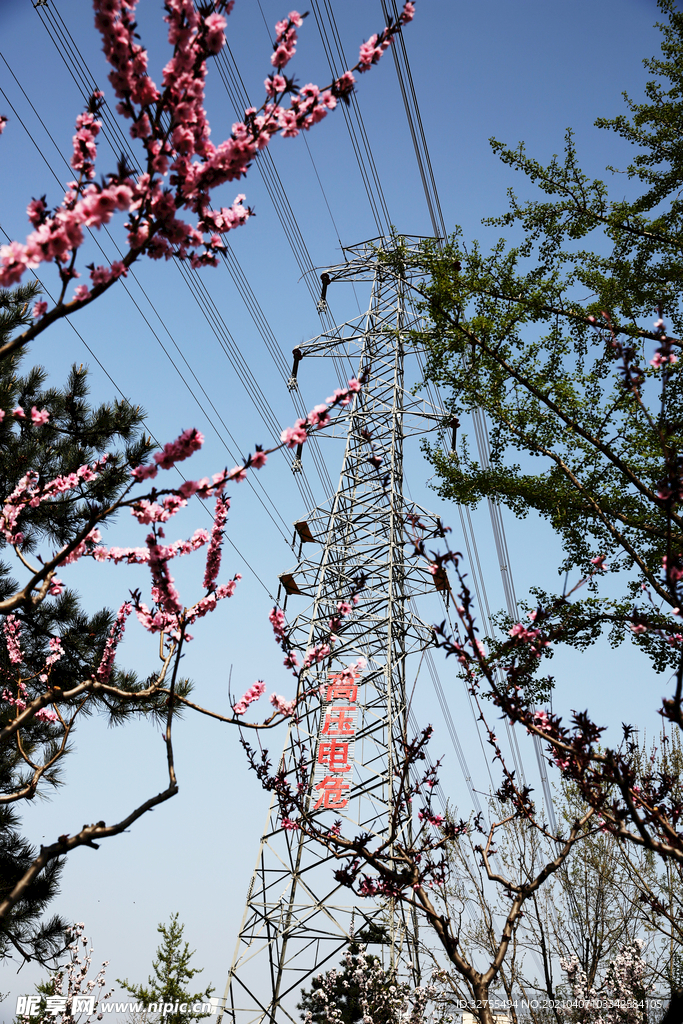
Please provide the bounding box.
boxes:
[312,664,363,810]
[313,775,351,810]
[325,677,358,702]
[321,706,357,736]
[317,738,352,772]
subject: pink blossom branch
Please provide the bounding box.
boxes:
[0,382,366,776]
[0,3,415,358]
[407,509,683,862]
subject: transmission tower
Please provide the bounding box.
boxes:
[218,238,446,1024]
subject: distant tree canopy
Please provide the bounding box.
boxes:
[118,913,213,1024]
[298,937,422,1024]
[383,0,683,670]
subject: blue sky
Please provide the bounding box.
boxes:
[0,0,673,1017]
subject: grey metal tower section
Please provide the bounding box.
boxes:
[219,238,444,1024]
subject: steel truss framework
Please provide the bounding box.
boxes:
[218,238,444,1024]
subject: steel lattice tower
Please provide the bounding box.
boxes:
[218,238,445,1024]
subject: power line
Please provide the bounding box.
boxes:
[310,0,392,235]
[381,0,446,241]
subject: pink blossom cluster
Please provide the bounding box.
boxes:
[651,350,678,368]
[2,624,64,715]
[269,604,302,671]
[332,71,356,104]
[264,74,287,98]
[90,528,207,566]
[270,693,296,716]
[3,615,23,665]
[60,527,103,565]
[328,594,360,634]
[532,710,552,733]
[32,406,50,425]
[1,678,27,711]
[233,679,266,716]
[357,3,415,72]
[43,461,102,494]
[90,260,128,287]
[203,494,229,591]
[358,33,392,71]
[176,470,233,500]
[183,576,240,627]
[471,638,487,658]
[269,606,287,641]
[509,622,540,642]
[0,405,49,424]
[650,315,679,368]
[327,378,362,405]
[280,420,308,448]
[250,447,268,470]
[281,379,361,448]
[357,876,401,897]
[271,11,304,70]
[417,811,445,826]
[553,750,573,771]
[132,451,264,501]
[307,404,330,428]
[71,109,101,179]
[132,585,233,630]
[95,602,132,684]
[0,458,106,544]
[663,555,683,582]
[131,495,187,525]
[132,603,174,635]
[145,525,215,618]
[279,84,337,138]
[303,642,333,668]
[35,707,59,723]
[508,618,550,658]
[45,636,63,668]
[0,180,134,289]
[132,428,205,481]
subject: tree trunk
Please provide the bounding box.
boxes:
[471,980,496,1024]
